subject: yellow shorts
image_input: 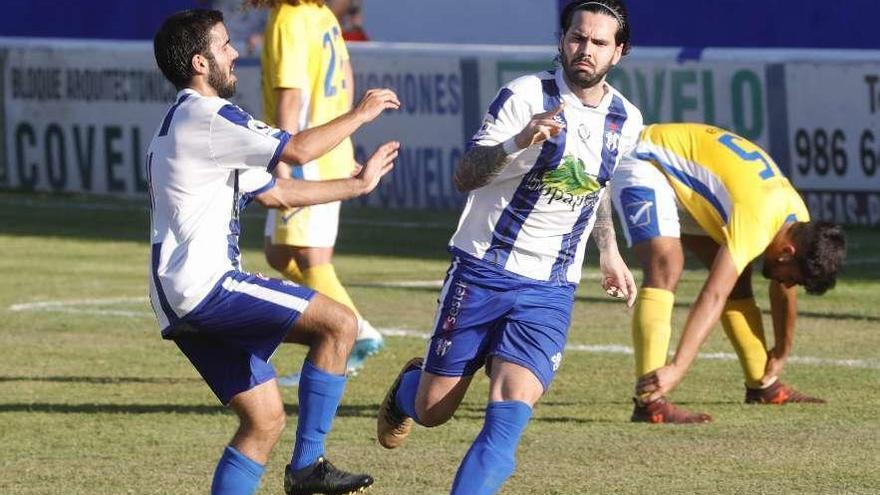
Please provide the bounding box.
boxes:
[264,200,341,248]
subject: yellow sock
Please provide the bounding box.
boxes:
[278,258,305,285]
[632,287,675,378]
[302,263,361,318]
[721,297,767,389]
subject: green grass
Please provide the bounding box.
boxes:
[0,191,878,495]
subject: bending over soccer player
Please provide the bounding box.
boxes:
[377,2,640,493]
[610,122,846,423]
[150,10,399,494]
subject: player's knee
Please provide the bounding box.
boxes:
[644,255,683,290]
[314,303,357,353]
[241,402,287,443]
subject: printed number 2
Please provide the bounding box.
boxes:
[322,27,341,97]
[718,133,777,180]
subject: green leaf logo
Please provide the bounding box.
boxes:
[543,155,601,196]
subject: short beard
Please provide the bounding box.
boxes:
[560,51,611,90]
[206,55,236,99]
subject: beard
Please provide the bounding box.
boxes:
[207,55,236,99]
[560,51,612,90]
[762,259,772,279]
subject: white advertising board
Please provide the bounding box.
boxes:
[786,63,880,226]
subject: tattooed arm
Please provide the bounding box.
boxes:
[595,192,637,306]
[453,144,513,192]
[455,103,566,192]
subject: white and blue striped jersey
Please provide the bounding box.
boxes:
[450,69,643,285]
[147,88,290,334]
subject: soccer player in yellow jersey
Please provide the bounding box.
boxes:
[610,123,846,423]
[247,0,384,374]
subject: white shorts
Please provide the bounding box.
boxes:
[264,201,341,248]
[611,158,704,247]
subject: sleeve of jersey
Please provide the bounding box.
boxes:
[210,104,292,172]
[239,168,276,195]
[467,87,530,149]
[619,108,645,157]
[270,13,310,90]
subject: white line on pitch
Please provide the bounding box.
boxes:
[7,298,879,370]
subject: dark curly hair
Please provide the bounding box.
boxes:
[559,0,631,55]
[154,9,224,90]
[792,221,846,295]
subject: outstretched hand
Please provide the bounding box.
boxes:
[354,88,401,123]
[356,141,400,194]
[514,103,565,149]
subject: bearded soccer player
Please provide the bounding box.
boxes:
[376,2,641,494]
[150,10,400,494]
[611,123,846,423]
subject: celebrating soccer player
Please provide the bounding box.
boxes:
[376,2,640,493]
[611,123,846,422]
[149,9,399,495]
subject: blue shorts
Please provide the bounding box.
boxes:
[423,252,576,391]
[167,271,315,405]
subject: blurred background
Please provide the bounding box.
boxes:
[1,0,878,224]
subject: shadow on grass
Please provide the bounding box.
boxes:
[0,375,202,384]
[0,401,652,424]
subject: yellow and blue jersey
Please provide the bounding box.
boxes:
[261,2,352,179]
[634,123,809,273]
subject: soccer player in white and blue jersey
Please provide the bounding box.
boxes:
[150,10,399,495]
[377,2,641,493]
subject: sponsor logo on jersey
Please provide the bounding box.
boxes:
[523,155,602,211]
[247,118,274,136]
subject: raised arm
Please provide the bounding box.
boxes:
[763,279,798,382]
[454,103,565,192]
[279,88,400,166]
[637,246,740,402]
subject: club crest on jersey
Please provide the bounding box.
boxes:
[604,122,621,152]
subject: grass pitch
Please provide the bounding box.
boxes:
[0,191,878,494]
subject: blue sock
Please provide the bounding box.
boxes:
[394,367,423,425]
[211,446,264,495]
[449,400,532,495]
[290,360,347,470]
